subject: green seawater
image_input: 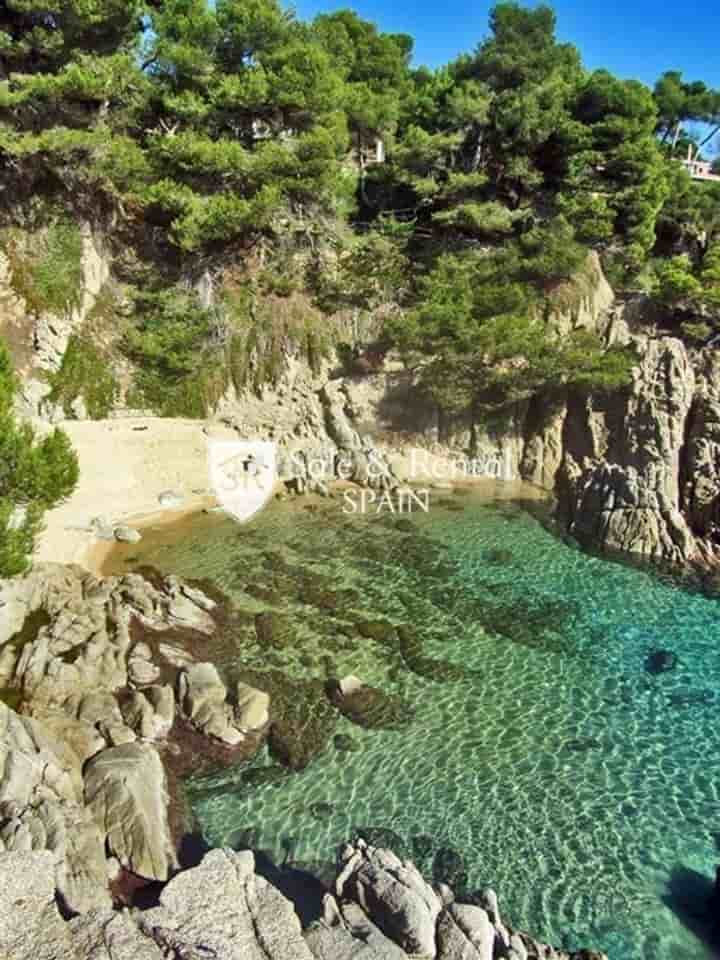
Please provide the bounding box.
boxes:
[114,489,720,960]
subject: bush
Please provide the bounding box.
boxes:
[2,219,83,316]
[652,255,702,305]
[123,289,228,417]
[0,339,79,577]
[48,335,119,419]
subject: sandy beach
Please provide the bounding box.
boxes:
[34,417,240,572]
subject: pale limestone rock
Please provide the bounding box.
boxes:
[0,850,79,959]
[337,842,442,958]
[178,662,244,745]
[235,680,270,732]
[139,848,314,960]
[84,742,174,881]
[69,910,163,960]
[436,904,494,960]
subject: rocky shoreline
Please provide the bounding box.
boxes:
[0,562,610,959]
[2,836,607,960]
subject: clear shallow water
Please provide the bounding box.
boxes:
[112,489,720,960]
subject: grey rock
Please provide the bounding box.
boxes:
[69,909,163,960]
[178,663,244,745]
[337,842,441,957]
[139,847,314,960]
[84,742,174,881]
[114,526,142,544]
[123,686,175,740]
[306,900,407,959]
[235,680,270,732]
[561,337,697,563]
[436,904,494,960]
[70,395,88,421]
[127,655,161,687]
[0,850,79,959]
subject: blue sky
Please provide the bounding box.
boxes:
[295,0,720,90]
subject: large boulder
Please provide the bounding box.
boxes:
[122,685,175,740]
[561,336,698,563]
[0,850,79,959]
[328,678,412,729]
[177,662,244,745]
[138,847,315,960]
[306,897,407,959]
[436,904,495,960]
[69,910,163,960]
[0,702,110,914]
[336,841,442,958]
[235,680,270,732]
[83,742,174,881]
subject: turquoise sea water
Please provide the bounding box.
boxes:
[115,488,720,959]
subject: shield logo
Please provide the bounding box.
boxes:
[208,440,277,522]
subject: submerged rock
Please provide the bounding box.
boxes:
[328,678,413,729]
[255,610,293,648]
[644,649,678,675]
[241,670,337,769]
[432,847,469,895]
[356,620,397,643]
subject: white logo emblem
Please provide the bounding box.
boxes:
[208,440,277,522]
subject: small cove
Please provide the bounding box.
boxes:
[107,485,720,960]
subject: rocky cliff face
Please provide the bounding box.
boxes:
[553,323,720,568]
[219,252,720,570]
[1,227,717,568]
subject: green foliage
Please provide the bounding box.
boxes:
[1,219,82,315]
[0,338,78,576]
[648,244,720,316]
[680,321,712,343]
[48,334,118,419]
[700,243,720,310]
[0,1,716,434]
[311,226,410,316]
[652,255,702,305]
[386,248,634,412]
[226,287,333,393]
[123,289,226,417]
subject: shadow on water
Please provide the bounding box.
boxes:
[226,832,328,927]
[661,865,720,958]
[177,830,211,870]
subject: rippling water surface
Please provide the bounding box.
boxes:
[111,486,720,960]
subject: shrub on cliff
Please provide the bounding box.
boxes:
[48,334,119,419]
[0,340,79,577]
[387,247,635,412]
